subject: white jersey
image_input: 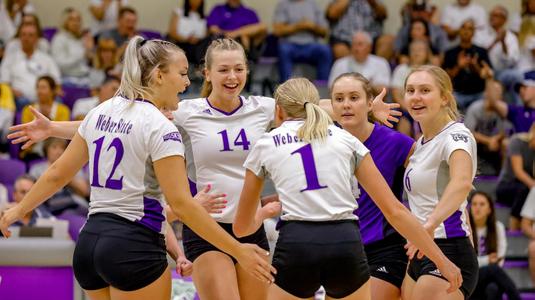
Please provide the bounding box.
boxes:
[78,96,184,234]
[244,121,369,221]
[403,122,476,239]
[173,96,275,223]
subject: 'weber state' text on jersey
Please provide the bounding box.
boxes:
[173,96,275,223]
[404,122,477,239]
[356,124,414,245]
[244,120,369,221]
[78,97,185,234]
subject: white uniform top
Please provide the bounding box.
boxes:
[404,122,476,239]
[78,96,184,234]
[173,96,275,223]
[244,121,369,221]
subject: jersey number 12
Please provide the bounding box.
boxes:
[91,136,124,190]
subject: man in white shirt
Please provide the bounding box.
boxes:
[89,0,128,37]
[328,31,390,93]
[441,0,487,48]
[0,23,60,109]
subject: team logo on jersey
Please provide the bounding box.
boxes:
[202,109,212,115]
[450,133,468,143]
[163,131,182,142]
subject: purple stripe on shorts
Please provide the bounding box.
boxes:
[136,197,165,233]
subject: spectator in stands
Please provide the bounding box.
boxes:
[0,174,55,227]
[400,0,438,26]
[0,0,16,43]
[51,7,93,87]
[21,76,69,124]
[391,40,433,138]
[0,83,14,154]
[168,0,208,67]
[100,6,137,52]
[394,17,446,66]
[206,0,267,61]
[465,80,510,176]
[273,0,332,82]
[487,70,535,134]
[443,19,493,110]
[328,31,390,93]
[0,22,60,110]
[518,0,535,47]
[4,0,34,29]
[4,13,49,59]
[88,37,120,89]
[469,191,521,300]
[325,0,387,59]
[89,0,127,37]
[518,35,535,73]
[521,185,535,285]
[72,75,119,120]
[440,0,487,47]
[496,124,535,230]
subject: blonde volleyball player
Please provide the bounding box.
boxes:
[0,36,274,300]
[401,65,479,300]
[234,78,462,300]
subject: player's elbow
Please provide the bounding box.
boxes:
[232,223,248,238]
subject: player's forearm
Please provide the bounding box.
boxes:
[50,121,82,140]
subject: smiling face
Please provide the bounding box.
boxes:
[404,71,448,124]
[205,49,247,101]
[331,76,372,129]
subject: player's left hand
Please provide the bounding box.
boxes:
[176,256,193,277]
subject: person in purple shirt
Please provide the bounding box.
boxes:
[487,70,535,133]
[320,72,415,300]
[206,0,267,59]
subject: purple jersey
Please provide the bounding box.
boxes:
[507,104,535,133]
[206,4,260,31]
[355,124,414,245]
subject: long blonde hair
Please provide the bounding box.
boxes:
[274,78,333,142]
[200,38,247,97]
[117,36,183,101]
[404,65,460,121]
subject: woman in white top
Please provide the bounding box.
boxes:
[0,36,274,300]
[401,65,479,300]
[469,191,521,300]
[234,77,462,300]
[167,0,207,66]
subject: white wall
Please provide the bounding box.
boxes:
[32,0,521,35]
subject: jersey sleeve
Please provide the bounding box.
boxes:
[349,135,370,169]
[148,113,185,162]
[258,96,276,124]
[77,106,95,140]
[243,135,268,178]
[442,129,476,163]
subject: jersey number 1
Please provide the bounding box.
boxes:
[291,144,328,192]
[91,136,124,190]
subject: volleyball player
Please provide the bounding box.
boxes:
[401,65,479,300]
[234,77,462,300]
[320,72,415,300]
[0,36,274,300]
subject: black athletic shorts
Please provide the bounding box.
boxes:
[73,213,168,291]
[272,220,370,298]
[364,232,408,288]
[182,222,269,263]
[408,237,479,299]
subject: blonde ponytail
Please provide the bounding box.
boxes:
[274,78,332,142]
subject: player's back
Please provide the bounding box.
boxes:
[78,97,184,233]
[245,120,370,222]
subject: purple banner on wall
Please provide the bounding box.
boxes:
[0,266,74,300]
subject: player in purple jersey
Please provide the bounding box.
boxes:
[234,77,462,300]
[401,65,478,300]
[321,72,416,300]
[0,36,275,300]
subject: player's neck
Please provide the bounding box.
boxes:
[207,94,241,112]
[344,121,374,143]
[420,114,452,141]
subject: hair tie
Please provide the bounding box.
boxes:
[303,101,310,109]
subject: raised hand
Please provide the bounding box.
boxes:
[372,88,402,128]
[7,106,51,150]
